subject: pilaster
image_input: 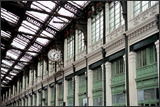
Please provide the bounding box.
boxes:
[56,84,58,106]
[48,87,51,106]
[129,51,137,106]
[75,75,79,106]
[155,40,159,86]
[105,62,112,106]
[88,69,93,106]
[63,79,68,106]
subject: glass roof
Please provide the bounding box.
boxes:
[1,1,89,87]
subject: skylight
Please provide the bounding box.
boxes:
[58,7,74,17]
[2,60,14,67]
[1,8,19,24]
[26,52,37,56]
[41,30,54,38]
[1,68,8,72]
[36,37,50,46]
[6,51,20,60]
[26,11,49,22]
[9,72,16,76]
[22,20,40,31]
[14,65,22,70]
[1,30,11,38]
[18,26,36,35]
[6,76,12,80]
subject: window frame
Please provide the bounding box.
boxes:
[91,10,103,44]
[109,1,124,33]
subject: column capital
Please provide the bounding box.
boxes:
[75,75,79,83]
[129,51,136,61]
[155,40,159,52]
[88,69,93,78]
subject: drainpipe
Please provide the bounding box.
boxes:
[120,1,129,106]
[54,62,56,106]
[73,25,76,106]
[101,2,106,106]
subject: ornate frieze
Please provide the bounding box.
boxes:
[106,25,125,42]
[127,16,158,45]
[65,57,74,66]
[89,38,103,53]
[76,49,86,60]
[103,36,125,57]
[129,2,159,29]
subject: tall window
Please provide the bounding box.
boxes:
[30,96,32,106]
[67,35,74,59]
[111,58,124,77]
[34,94,37,106]
[93,67,102,83]
[67,79,73,106]
[137,88,159,106]
[93,67,103,106]
[109,1,124,32]
[39,92,42,106]
[44,89,48,106]
[133,1,158,17]
[58,83,63,106]
[112,93,125,105]
[78,30,86,52]
[136,45,157,68]
[39,60,43,76]
[79,74,86,106]
[50,87,55,106]
[91,10,103,44]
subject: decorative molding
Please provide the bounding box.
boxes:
[89,38,103,53]
[106,24,125,42]
[87,46,103,66]
[129,2,159,29]
[103,36,125,57]
[74,56,86,72]
[65,57,74,66]
[76,49,86,60]
[127,16,158,45]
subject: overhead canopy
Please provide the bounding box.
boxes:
[1,1,89,89]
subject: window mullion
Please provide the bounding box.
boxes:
[140,1,142,13]
[114,2,115,30]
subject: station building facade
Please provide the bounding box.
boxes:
[1,1,159,106]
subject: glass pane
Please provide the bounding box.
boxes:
[137,90,144,101]
[144,88,155,100]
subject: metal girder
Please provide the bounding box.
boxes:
[53,1,86,21]
[2,58,31,64]
[1,28,53,40]
[3,45,40,54]
[1,66,24,72]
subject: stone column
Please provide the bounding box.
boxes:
[75,75,79,106]
[88,69,93,106]
[13,85,15,96]
[155,40,159,86]
[129,51,137,106]
[64,39,67,67]
[9,88,11,98]
[101,64,104,106]
[56,84,58,106]
[63,79,68,106]
[105,62,112,106]
[42,90,45,106]
[87,18,91,53]
[48,87,51,106]
[37,92,39,106]
[33,94,35,106]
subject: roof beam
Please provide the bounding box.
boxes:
[1,28,53,40]
[1,66,24,72]
[2,58,31,64]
